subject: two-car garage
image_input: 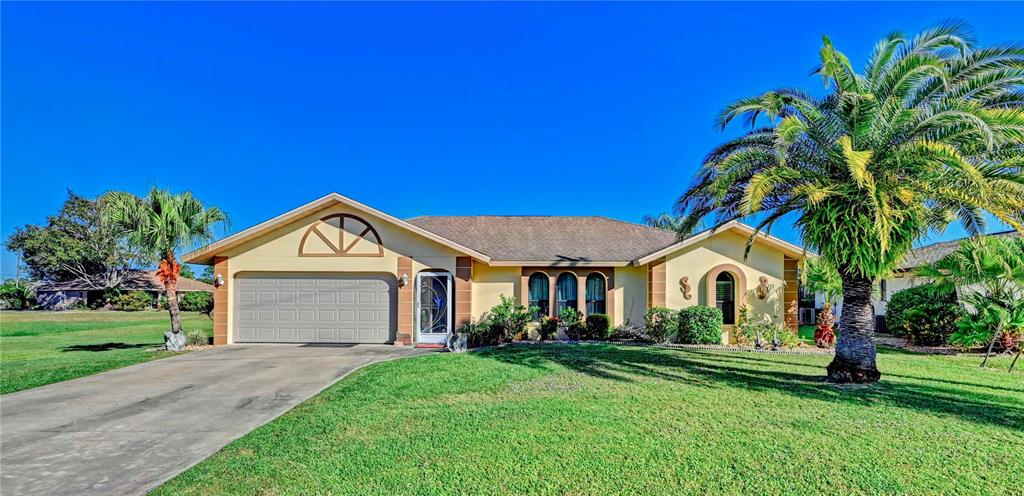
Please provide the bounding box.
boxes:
[234,274,396,343]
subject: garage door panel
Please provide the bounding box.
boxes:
[235,274,394,343]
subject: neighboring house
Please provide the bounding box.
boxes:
[35,270,214,309]
[183,193,807,346]
[814,230,1021,325]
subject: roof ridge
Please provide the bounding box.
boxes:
[592,215,678,234]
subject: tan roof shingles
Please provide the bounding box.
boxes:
[406,216,680,263]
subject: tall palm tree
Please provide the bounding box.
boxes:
[102,188,227,349]
[675,23,1024,383]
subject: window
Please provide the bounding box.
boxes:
[527,273,549,319]
[555,273,577,314]
[585,273,606,315]
[715,272,736,325]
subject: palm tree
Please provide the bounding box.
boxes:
[917,235,1024,366]
[102,188,227,349]
[675,23,1024,383]
[643,213,685,231]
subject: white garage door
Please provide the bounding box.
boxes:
[235,274,395,343]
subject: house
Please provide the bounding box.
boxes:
[183,193,807,346]
[814,230,1021,325]
[35,270,214,310]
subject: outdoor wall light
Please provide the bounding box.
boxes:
[214,273,225,288]
[399,273,409,287]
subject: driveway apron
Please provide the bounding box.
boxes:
[0,344,426,496]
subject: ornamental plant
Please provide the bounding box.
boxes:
[102,188,227,350]
[677,306,724,345]
[674,24,1024,382]
[644,307,678,343]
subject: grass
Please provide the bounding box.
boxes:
[156,344,1023,495]
[0,310,212,395]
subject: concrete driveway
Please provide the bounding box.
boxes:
[0,344,427,496]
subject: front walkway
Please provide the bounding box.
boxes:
[0,344,426,496]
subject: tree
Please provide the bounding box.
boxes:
[102,188,227,349]
[674,24,1024,383]
[642,212,704,235]
[5,190,147,288]
[917,235,1024,367]
[643,213,686,232]
[801,257,842,348]
[197,265,215,285]
[800,257,843,306]
[179,265,196,280]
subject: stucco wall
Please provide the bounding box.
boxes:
[220,203,462,343]
[663,230,787,325]
[613,265,648,326]
[471,262,520,319]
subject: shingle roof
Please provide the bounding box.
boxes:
[899,230,1021,269]
[405,216,680,263]
[36,270,214,292]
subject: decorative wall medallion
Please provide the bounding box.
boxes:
[298,214,384,257]
[680,276,692,300]
[756,276,769,300]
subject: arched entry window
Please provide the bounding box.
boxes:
[716,272,736,325]
[585,273,606,315]
[555,273,577,314]
[527,273,549,319]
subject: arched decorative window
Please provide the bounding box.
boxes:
[585,273,606,315]
[298,214,384,257]
[716,272,736,325]
[555,273,577,314]
[527,273,549,319]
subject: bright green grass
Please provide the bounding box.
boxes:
[0,310,212,394]
[157,344,1023,496]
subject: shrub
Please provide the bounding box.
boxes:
[886,283,962,345]
[886,283,957,334]
[609,322,653,342]
[179,291,213,312]
[460,319,498,348]
[115,291,153,311]
[557,307,583,340]
[185,330,210,346]
[0,280,35,310]
[677,306,723,344]
[584,314,611,340]
[644,307,678,343]
[488,295,532,342]
[539,317,559,341]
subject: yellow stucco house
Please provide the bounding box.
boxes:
[184,193,806,346]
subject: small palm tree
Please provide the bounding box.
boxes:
[675,23,1024,382]
[102,188,227,349]
[917,235,1024,366]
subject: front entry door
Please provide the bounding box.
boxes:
[416,272,452,344]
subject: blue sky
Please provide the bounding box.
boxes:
[2,2,1021,276]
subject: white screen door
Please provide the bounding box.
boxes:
[415,272,452,344]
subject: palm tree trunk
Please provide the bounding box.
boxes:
[1008,346,1021,373]
[165,277,182,334]
[980,326,1002,368]
[827,274,881,383]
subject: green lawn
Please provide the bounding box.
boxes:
[0,310,212,395]
[157,344,1023,495]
